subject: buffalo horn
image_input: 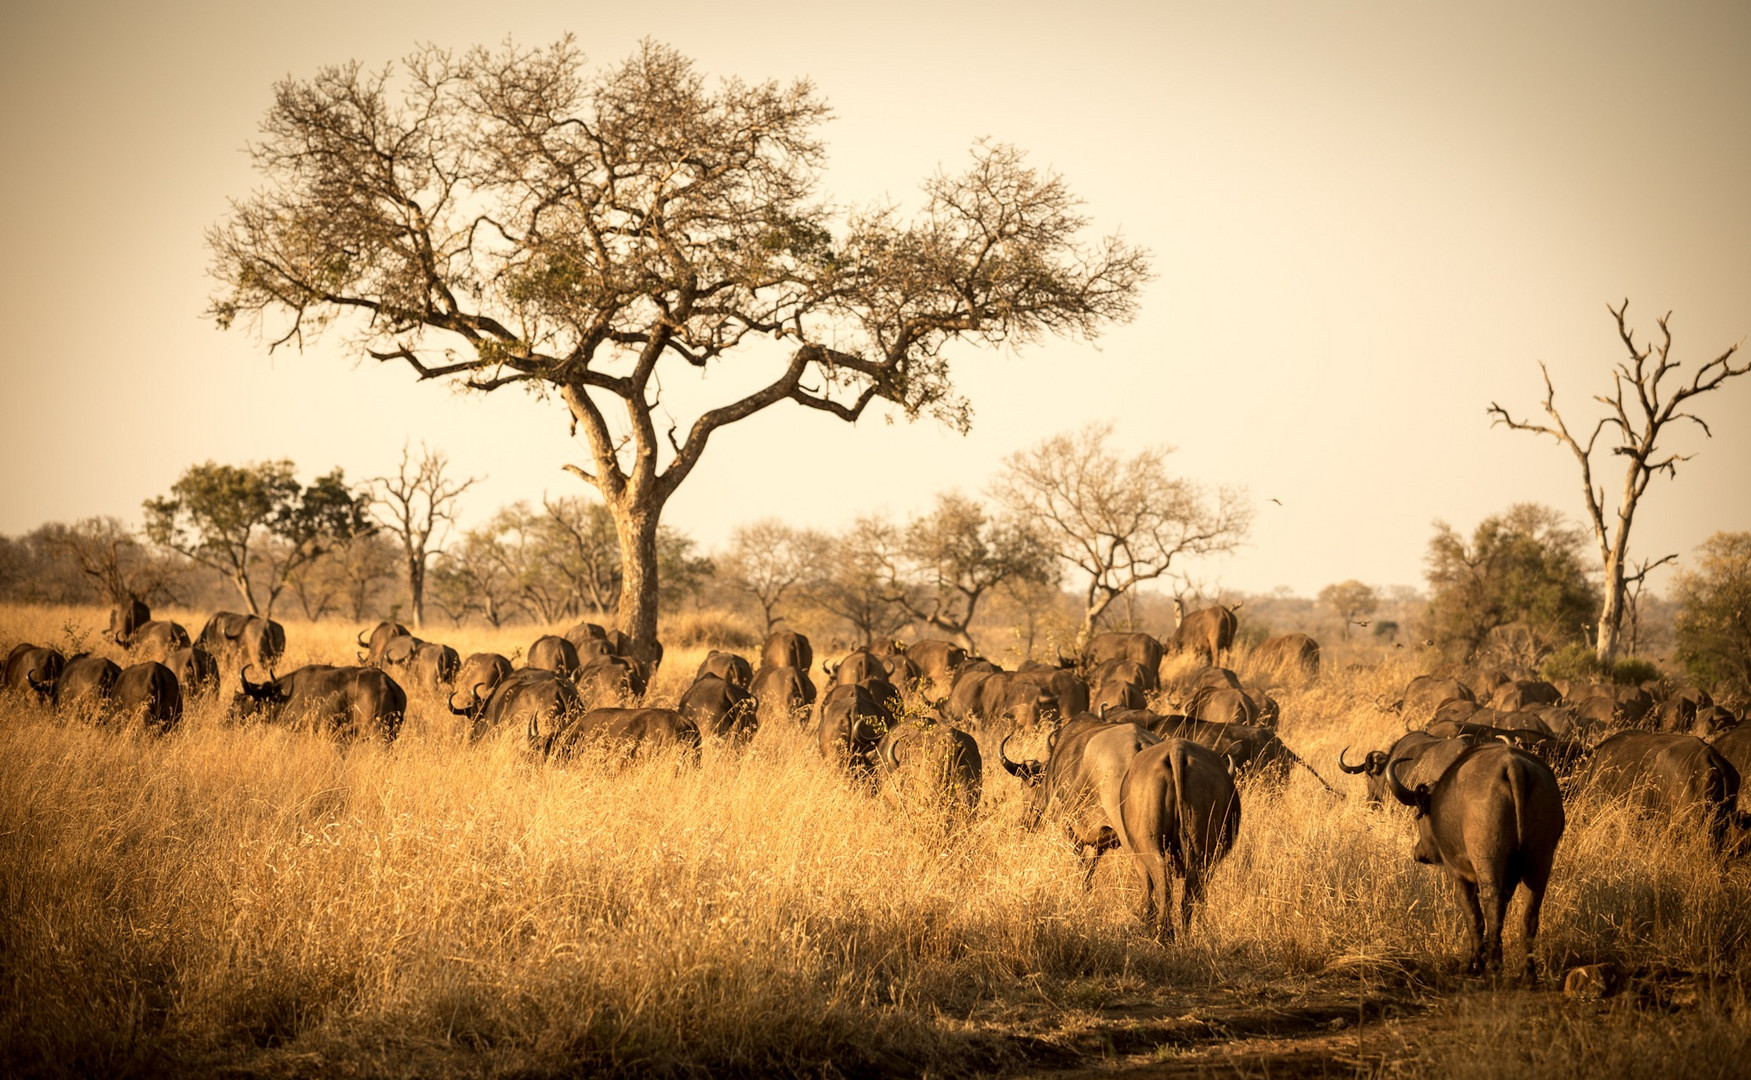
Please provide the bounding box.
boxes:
[997,733,1029,779]
[1384,756,1418,808]
[239,664,271,699]
[880,728,908,771]
[356,630,370,649]
[1337,746,1368,774]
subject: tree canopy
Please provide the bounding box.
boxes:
[209,38,1150,653]
[1673,531,1751,700]
[1423,503,1600,661]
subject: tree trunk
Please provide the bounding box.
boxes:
[612,499,663,662]
[233,570,260,616]
[409,554,426,630]
[1596,550,1626,663]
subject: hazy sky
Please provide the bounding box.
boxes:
[1,0,1746,598]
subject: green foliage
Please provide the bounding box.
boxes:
[1540,643,1660,687]
[143,460,372,615]
[1424,504,1600,661]
[1610,657,1661,686]
[1674,531,1751,698]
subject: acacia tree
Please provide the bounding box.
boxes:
[1489,302,1749,661]
[370,442,478,629]
[1317,579,1378,639]
[809,517,913,647]
[207,39,1148,658]
[722,519,827,634]
[993,423,1250,647]
[881,493,1056,652]
[44,517,180,607]
[144,460,372,615]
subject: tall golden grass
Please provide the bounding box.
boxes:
[1,605,1747,1076]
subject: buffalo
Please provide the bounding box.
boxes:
[54,655,121,714]
[198,613,286,676]
[944,667,1057,728]
[1488,680,1563,712]
[694,650,754,690]
[547,707,700,762]
[1117,738,1242,939]
[234,665,406,744]
[1581,731,1742,851]
[1167,603,1238,665]
[3,644,64,701]
[750,664,817,727]
[1392,675,1476,724]
[407,641,462,693]
[526,635,582,680]
[1000,717,1161,887]
[761,630,813,674]
[824,650,889,689]
[113,661,183,733]
[678,675,758,741]
[906,639,969,699]
[356,621,411,666]
[1140,712,1337,792]
[1384,742,1565,977]
[1251,632,1321,682]
[444,651,511,721]
[574,655,646,707]
[1084,631,1165,677]
[164,646,221,699]
[1339,731,1479,807]
[453,668,581,747]
[875,720,983,812]
[109,600,190,662]
[818,682,896,775]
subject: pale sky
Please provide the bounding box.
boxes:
[2,0,1746,597]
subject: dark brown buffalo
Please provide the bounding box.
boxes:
[1394,675,1477,724]
[1167,605,1238,665]
[1489,680,1563,712]
[1117,738,1242,939]
[1711,727,1751,811]
[1338,731,1478,807]
[678,676,757,741]
[113,661,183,732]
[1138,712,1336,791]
[1582,731,1742,850]
[54,655,122,713]
[526,635,582,680]
[1000,717,1162,887]
[355,621,411,666]
[945,668,1056,728]
[1194,687,1260,727]
[235,665,406,744]
[1084,631,1165,684]
[876,721,983,812]
[110,601,190,661]
[818,683,897,774]
[907,639,969,699]
[406,641,461,693]
[547,707,700,762]
[761,630,813,674]
[4,645,64,701]
[1654,688,1735,736]
[750,664,816,727]
[1424,716,1584,773]
[1252,632,1320,682]
[1385,742,1565,977]
[562,620,608,651]
[165,646,221,698]
[1093,680,1147,713]
[449,653,514,720]
[882,652,923,691]
[694,650,754,690]
[454,668,581,746]
[198,613,287,676]
[824,650,889,688]
[1088,658,1152,698]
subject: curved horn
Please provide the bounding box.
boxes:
[1337,745,1368,774]
[1384,757,1418,808]
[239,664,274,700]
[357,630,371,649]
[1098,701,1109,720]
[447,681,485,717]
[880,727,909,771]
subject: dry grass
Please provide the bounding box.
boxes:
[1,604,1747,1077]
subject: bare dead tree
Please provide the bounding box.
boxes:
[1489,301,1749,661]
[993,423,1251,648]
[722,520,828,635]
[370,443,478,630]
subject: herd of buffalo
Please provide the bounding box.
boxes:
[3,598,1747,980]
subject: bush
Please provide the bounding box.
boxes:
[1608,657,1661,686]
[1540,643,1601,685]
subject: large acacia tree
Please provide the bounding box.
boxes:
[209,39,1149,656]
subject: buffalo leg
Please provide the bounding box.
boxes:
[1452,875,1485,974]
[1476,872,1510,975]
[1521,860,1553,983]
